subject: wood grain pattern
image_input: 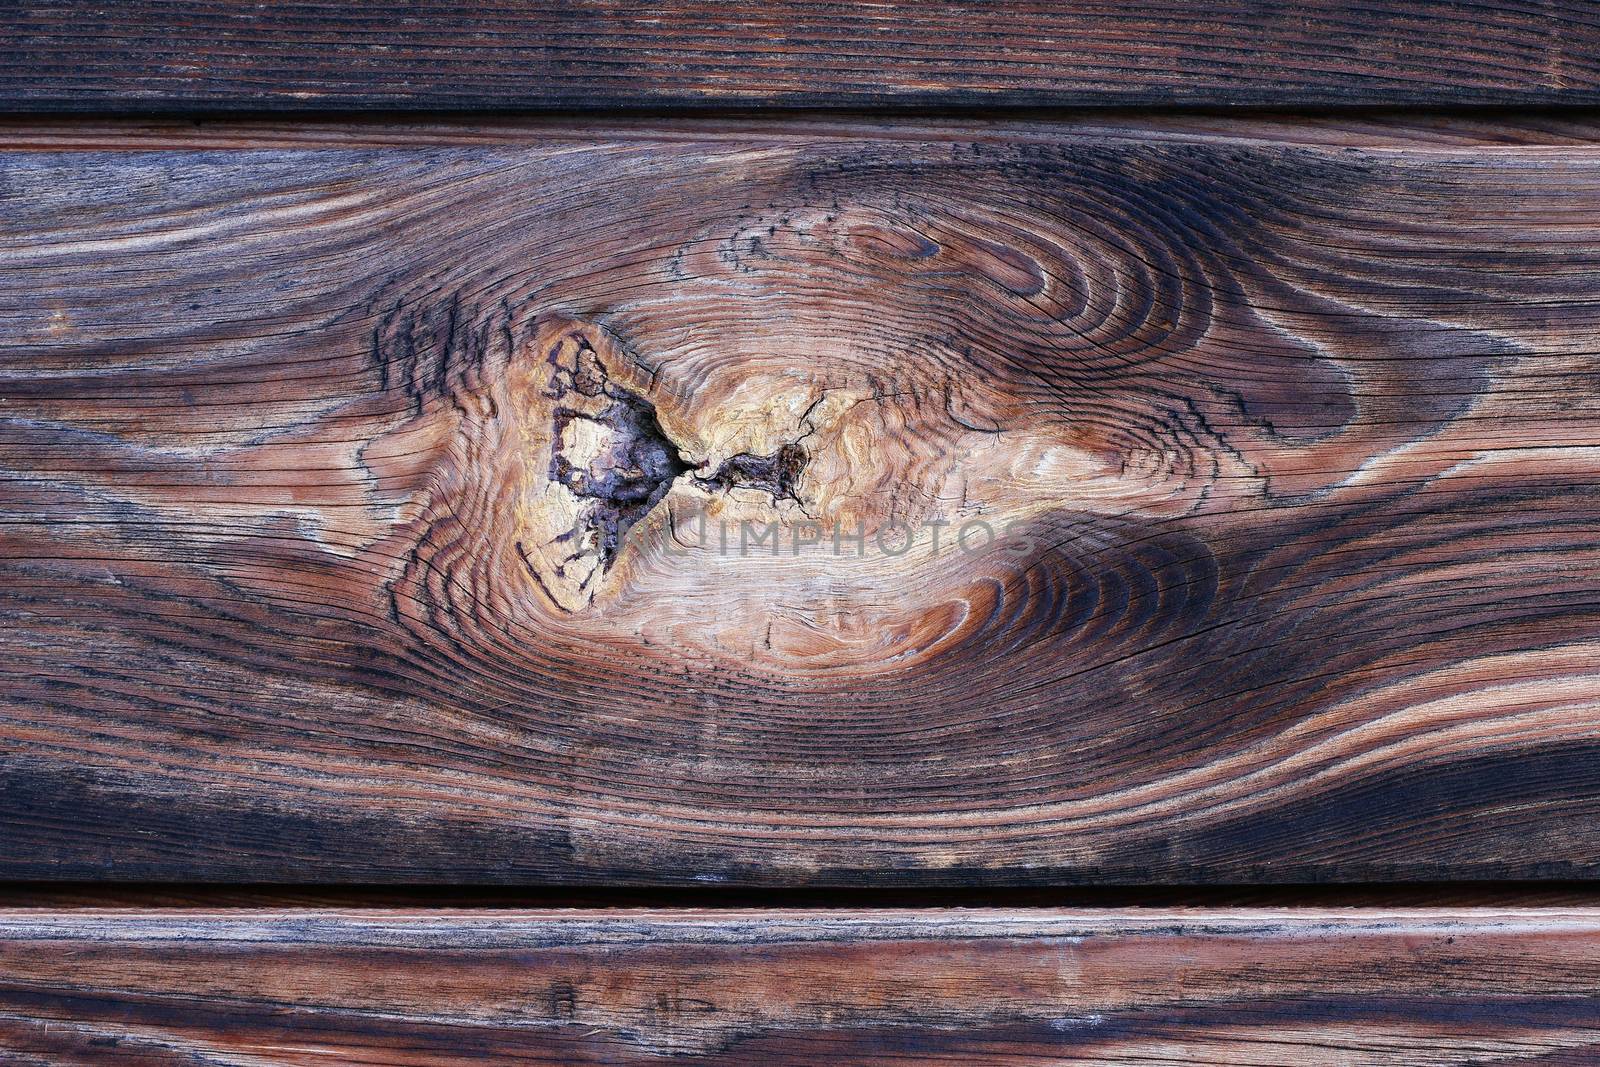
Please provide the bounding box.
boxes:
[6,1,1600,111]
[6,118,1600,884]
[1,908,1599,1064]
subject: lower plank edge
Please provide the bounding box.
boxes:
[0,908,1597,1065]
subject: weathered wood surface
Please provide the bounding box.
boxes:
[6,1,1600,111]
[1,908,1598,1064]
[6,118,1600,884]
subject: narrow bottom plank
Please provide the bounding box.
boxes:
[0,909,1597,1064]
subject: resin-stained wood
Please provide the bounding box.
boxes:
[2,908,1600,1064]
[6,1,1600,110]
[6,120,1600,883]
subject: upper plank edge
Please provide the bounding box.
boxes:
[5,1,1600,112]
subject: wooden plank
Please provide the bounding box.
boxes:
[5,118,1600,885]
[0,908,1598,1064]
[6,1,1600,111]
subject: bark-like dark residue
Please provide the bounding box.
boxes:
[547,338,692,571]
[695,442,809,510]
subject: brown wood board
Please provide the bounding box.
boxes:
[5,119,1600,884]
[1,908,1599,1064]
[6,2,1600,111]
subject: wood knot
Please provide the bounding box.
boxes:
[545,331,691,583]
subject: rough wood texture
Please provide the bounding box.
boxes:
[0,908,1598,1064]
[7,1,1600,111]
[6,118,1600,884]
